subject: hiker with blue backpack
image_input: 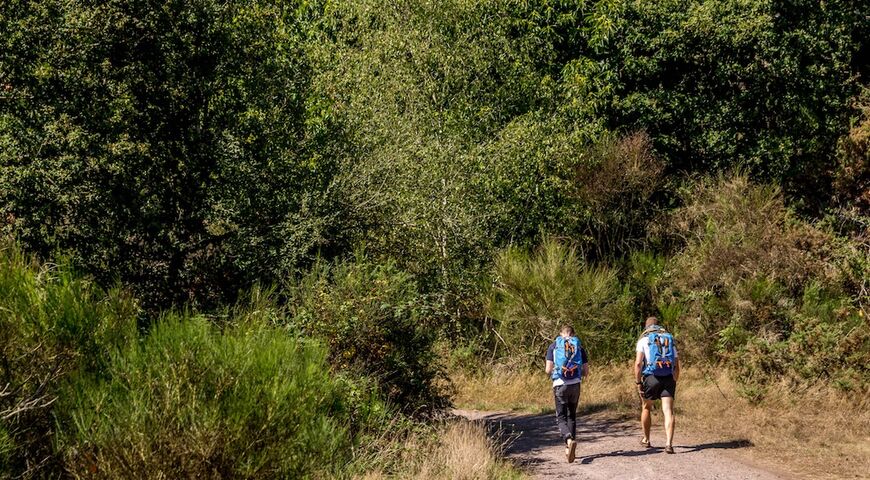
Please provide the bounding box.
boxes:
[634,316,680,454]
[545,325,588,463]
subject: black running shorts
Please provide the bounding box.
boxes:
[642,374,676,400]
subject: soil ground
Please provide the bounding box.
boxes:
[455,409,793,480]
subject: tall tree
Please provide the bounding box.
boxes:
[0,1,340,311]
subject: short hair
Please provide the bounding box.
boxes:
[560,325,575,336]
[644,316,658,327]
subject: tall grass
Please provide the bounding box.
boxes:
[358,420,523,480]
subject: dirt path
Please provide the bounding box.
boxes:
[455,409,791,480]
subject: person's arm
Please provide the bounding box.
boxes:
[673,356,680,382]
[634,351,645,390]
[581,347,589,378]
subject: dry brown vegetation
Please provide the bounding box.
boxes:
[669,174,831,292]
[451,364,870,479]
[357,419,523,480]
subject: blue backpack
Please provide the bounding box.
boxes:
[552,336,582,381]
[643,328,676,376]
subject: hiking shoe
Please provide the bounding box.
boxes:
[640,438,652,448]
[566,438,577,463]
[664,445,675,454]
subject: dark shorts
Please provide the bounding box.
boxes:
[642,374,676,400]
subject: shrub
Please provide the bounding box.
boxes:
[0,240,136,477]
[486,239,635,364]
[833,89,870,217]
[662,174,870,394]
[286,254,445,412]
[0,241,403,478]
[59,315,358,479]
[571,132,666,258]
[669,173,830,293]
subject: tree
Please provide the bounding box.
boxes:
[1,1,341,311]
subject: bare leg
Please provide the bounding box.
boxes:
[641,399,653,443]
[662,397,675,447]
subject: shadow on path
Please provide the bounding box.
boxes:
[579,439,754,464]
[579,447,663,464]
[467,408,636,457]
[680,439,753,453]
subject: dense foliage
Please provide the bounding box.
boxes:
[1,0,869,474]
[4,0,867,312]
[286,255,445,410]
[1,1,342,312]
[0,243,393,478]
[0,243,136,474]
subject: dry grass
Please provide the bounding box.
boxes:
[357,419,524,480]
[451,364,637,415]
[675,367,870,480]
[452,364,870,479]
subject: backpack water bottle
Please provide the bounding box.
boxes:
[643,330,676,376]
[552,336,582,381]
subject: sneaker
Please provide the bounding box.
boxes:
[664,445,675,454]
[640,438,652,448]
[567,438,577,463]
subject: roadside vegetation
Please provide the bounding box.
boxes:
[0,243,520,479]
[1,0,868,478]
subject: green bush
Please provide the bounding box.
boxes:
[833,89,870,217]
[59,315,359,479]
[0,241,402,478]
[0,241,136,477]
[568,132,666,258]
[287,254,445,412]
[486,239,635,364]
[669,173,829,293]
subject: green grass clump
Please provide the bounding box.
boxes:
[486,238,636,364]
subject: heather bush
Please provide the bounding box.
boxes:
[570,132,666,258]
[669,173,831,293]
[662,174,870,395]
[833,89,870,218]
